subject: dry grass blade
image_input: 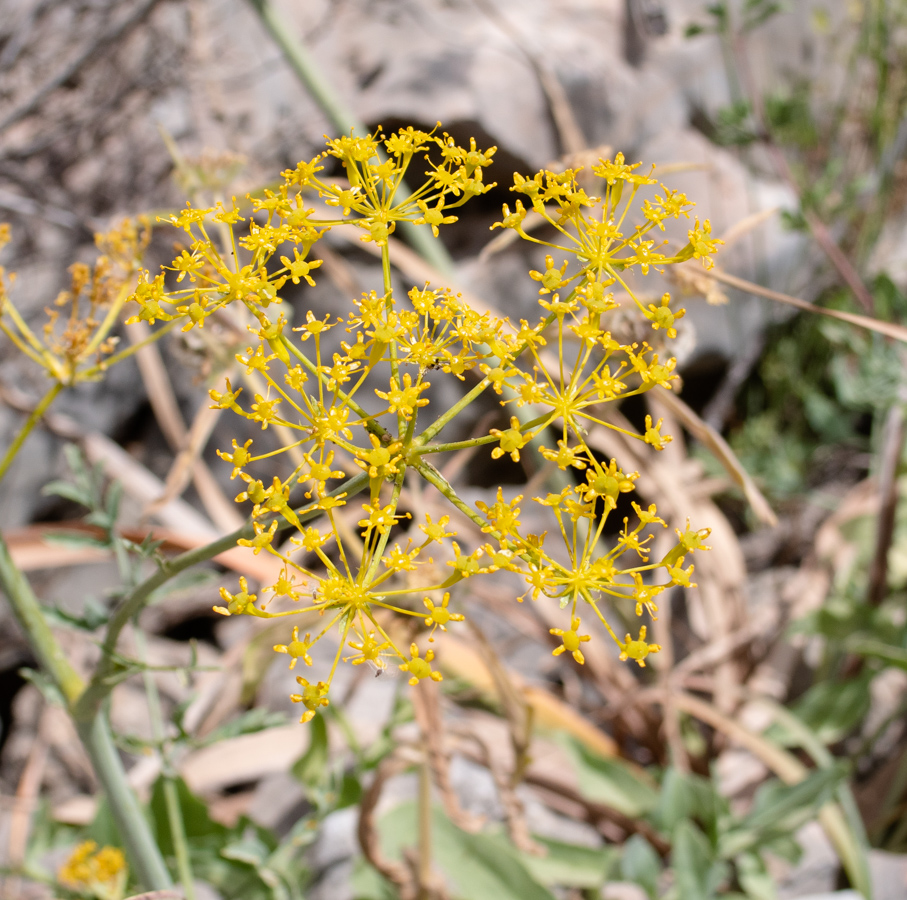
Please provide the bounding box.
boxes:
[180,725,308,794]
[587,406,750,715]
[719,205,781,248]
[357,752,420,900]
[651,387,778,527]
[7,707,51,868]
[866,397,906,607]
[411,679,484,832]
[706,267,907,343]
[82,431,220,540]
[125,321,239,533]
[148,402,245,533]
[472,0,586,157]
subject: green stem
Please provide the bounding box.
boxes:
[417,433,502,455]
[84,282,132,357]
[0,533,172,889]
[73,471,371,722]
[0,382,63,483]
[75,714,173,891]
[412,459,491,537]
[416,375,493,446]
[280,335,387,441]
[162,780,194,898]
[417,751,432,900]
[81,318,181,379]
[245,0,453,276]
[138,630,196,900]
[0,530,83,703]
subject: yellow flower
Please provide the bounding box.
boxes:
[618,626,661,667]
[550,616,592,664]
[274,626,313,669]
[291,677,330,723]
[399,643,443,685]
[59,841,127,900]
[423,593,464,639]
[490,416,529,462]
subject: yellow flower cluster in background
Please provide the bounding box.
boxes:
[126,125,717,722]
[0,219,150,386]
[58,841,127,900]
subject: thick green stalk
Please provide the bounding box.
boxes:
[0,382,63,483]
[0,530,83,703]
[245,0,453,276]
[0,533,171,889]
[139,630,195,900]
[76,715,173,890]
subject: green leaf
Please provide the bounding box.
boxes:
[376,803,555,900]
[292,712,328,787]
[790,674,872,744]
[42,596,110,631]
[148,776,288,900]
[722,766,847,857]
[671,819,727,900]
[41,480,93,507]
[559,734,659,817]
[846,636,907,670]
[350,856,398,900]
[221,836,272,867]
[735,851,776,900]
[653,768,724,837]
[336,771,363,809]
[18,667,66,707]
[149,776,228,854]
[41,529,111,550]
[519,836,616,889]
[620,834,661,898]
[197,707,290,746]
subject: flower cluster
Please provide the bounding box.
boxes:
[0,218,149,386]
[58,841,128,900]
[128,126,717,723]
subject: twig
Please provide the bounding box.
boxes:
[125,322,240,534]
[411,679,484,833]
[867,388,907,607]
[357,753,417,899]
[704,267,907,344]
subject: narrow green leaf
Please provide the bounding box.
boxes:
[519,836,616,888]
[620,834,661,898]
[790,674,872,743]
[376,804,555,900]
[292,713,328,787]
[560,734,659,817]
[672,819,727,899]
